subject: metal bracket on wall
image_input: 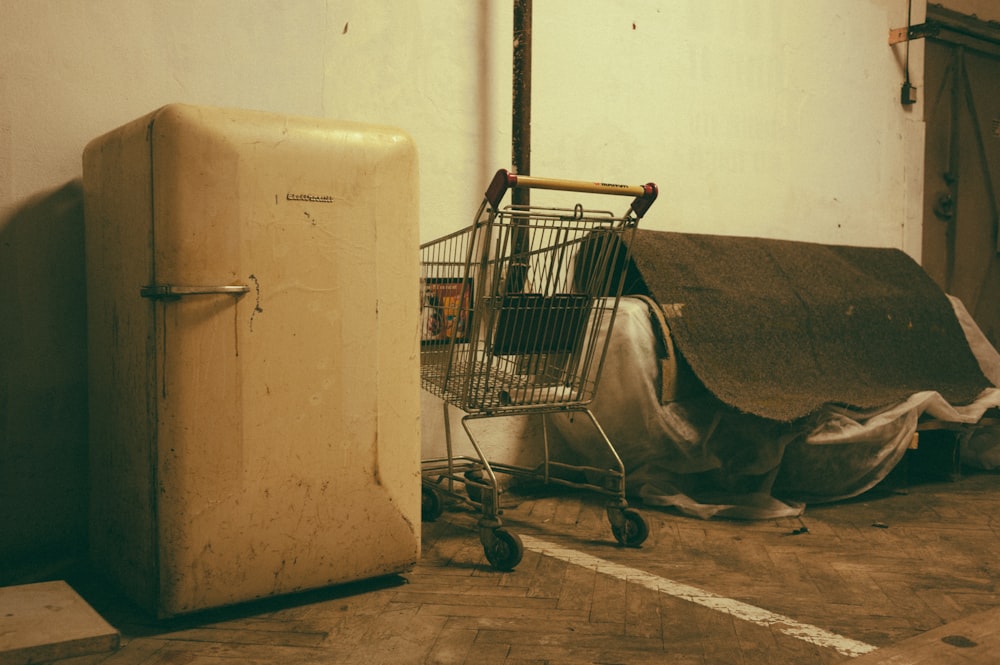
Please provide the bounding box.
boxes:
[889,22,940,44]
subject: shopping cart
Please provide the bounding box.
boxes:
[420,168,658,570]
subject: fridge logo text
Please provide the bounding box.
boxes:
[286,193,335,203]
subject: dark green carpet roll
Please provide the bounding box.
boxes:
[625,230,991,422]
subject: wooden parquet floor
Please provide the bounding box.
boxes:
[56,466,1000,665]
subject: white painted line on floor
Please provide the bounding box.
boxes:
[519,533,877,659]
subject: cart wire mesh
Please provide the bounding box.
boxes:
[421,198,643,414]
[419,169,657,570]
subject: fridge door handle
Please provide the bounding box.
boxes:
[140,284,250,301]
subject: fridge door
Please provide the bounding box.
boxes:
[86,104,421,617]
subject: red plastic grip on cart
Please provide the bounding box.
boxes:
[630,183,658,220]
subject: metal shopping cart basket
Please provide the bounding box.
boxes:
[420,168,658,570]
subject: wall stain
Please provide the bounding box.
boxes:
[248,274,263,331]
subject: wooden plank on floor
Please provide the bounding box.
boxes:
[0,580,119,665]
[846,606,1000,664]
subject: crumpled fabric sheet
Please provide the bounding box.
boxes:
[549,297,1000,520]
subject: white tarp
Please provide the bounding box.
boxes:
[550,297,1000,520]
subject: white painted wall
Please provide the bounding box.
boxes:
[529,1,927,254]
[1,0,926,249]
[0,0,930,569]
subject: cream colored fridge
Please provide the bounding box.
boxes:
[83,104,421,618]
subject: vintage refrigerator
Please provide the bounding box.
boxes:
[82,104,421,618]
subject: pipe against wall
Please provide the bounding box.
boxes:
[512,0,531,189]
[509,0,532,292]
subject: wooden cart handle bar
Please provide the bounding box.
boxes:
[485,169,658,219]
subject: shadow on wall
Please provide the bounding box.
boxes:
[0,180,90,585]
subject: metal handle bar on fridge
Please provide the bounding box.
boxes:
[484,168,658,219]
[140,284,250,300]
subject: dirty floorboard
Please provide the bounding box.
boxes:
[48,466,1000,665]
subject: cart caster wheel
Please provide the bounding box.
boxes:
[611,508,648,548]
[482,528,523,571]
[422,486,443,522]
[464,469,485,503]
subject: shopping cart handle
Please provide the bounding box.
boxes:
[485,168,658,219]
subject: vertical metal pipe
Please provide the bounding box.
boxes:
[512,0,532,189]
[509,0,532,292]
